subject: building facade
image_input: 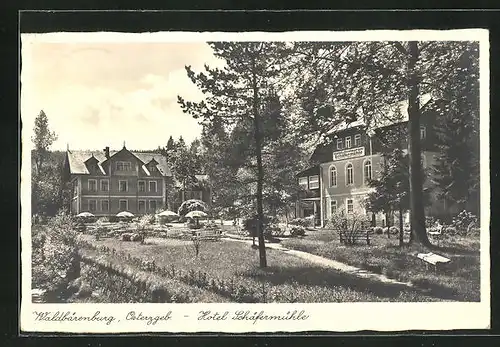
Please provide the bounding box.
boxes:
[296,96,442,227]
[64,146,172,217]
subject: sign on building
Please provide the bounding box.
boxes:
[332,147,365,161]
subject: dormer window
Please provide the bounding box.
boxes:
[345,136,352,148]
[116,161,132,171]
[147,159,159,174]
[354,134,361,146]
[336,138,343,150]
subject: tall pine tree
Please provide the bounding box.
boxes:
[178,42,290,268]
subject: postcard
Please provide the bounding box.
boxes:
[20,29,490,333]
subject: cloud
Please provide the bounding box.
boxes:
[21,42,220,151]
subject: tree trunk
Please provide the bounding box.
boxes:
[385,210,390,238]
[407,41,432,247]
[399,203,404,247]
[251,58,267,268]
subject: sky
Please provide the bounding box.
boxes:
[21,37,223,151]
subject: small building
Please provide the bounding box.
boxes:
[296,95,443,227]
[64,145,172,216]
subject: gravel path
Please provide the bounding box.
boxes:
[222,236,415,288]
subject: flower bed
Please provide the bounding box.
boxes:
[80,248,229,303]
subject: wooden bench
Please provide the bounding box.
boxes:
[339,221,371,245]
[416,252,451,272]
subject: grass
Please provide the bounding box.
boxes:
[79,234,439,302]
[281,229,481,302]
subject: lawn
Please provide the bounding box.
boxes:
[280,228,481,302]
[78,234,441,302]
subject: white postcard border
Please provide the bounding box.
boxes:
[20,29,490,333]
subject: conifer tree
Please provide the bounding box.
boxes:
[178,42,290,267]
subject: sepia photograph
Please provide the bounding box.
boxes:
[20,30,489,332]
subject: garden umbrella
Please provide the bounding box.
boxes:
[185,210,207,227]
[157,210,179,217]
[117,211,134,218]
[76,212,94,217]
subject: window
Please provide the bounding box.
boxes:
[330,166,337,187]
[421,154,427,168]
[299,177,308,189]
[309,175,319,189]
[330,200,337,215]
[138,180,145,192]
[364,160,372,183]
[88,179,97,192]
[138,200,146,213]
[119,180,128,192]
[100,179,109,192]
[116,161,132,171]
[346,163,354,185]
[354,134,361,146]
[346,199,354,214]
[336,138,343,150]
[119,200,128,211]
[149,181,157,192]
[149,200,157,212]
[345,136,352,148]
[101,200,109,212]
[89,200,97,212]
[149,165,157,173]
[420,126,426,139]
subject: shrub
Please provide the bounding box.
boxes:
[243,215,270,237]
[267,224,285,237]
[131,233,142,242]
[444,226,457,235]
[140,214,156,224]
[373,226,384,235]
[329,210,371,245]
[425,216,437,228]
[389,226,399,235]
[289,218,311,228]
[121,233,134,241]
[290,226,306,237]
[178,199,208,217]
[32,212,80,297]
[452,210,478,233]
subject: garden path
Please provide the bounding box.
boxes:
[222,236,415,288]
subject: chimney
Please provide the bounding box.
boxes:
[104,146,110,159]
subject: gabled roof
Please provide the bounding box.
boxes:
[66,149,172,176]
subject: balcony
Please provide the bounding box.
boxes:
[298,189,320,200]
